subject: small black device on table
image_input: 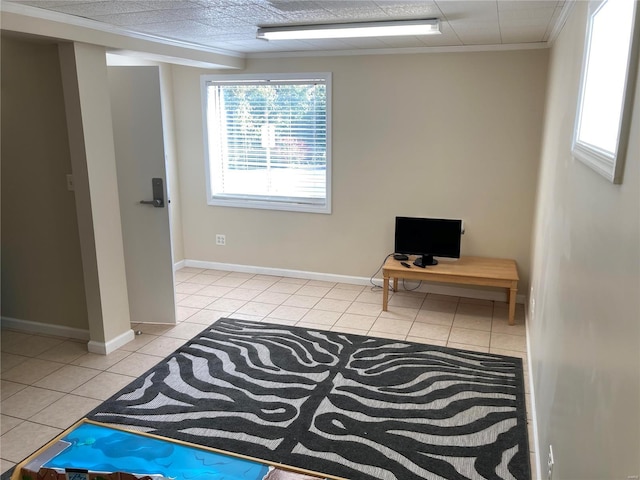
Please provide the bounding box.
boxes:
[394,216,462,268]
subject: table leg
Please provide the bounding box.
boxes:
[508,285,517,325]
[393,277,398,292]
[383,276,389,311]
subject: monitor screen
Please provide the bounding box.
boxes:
[394,217,462,267]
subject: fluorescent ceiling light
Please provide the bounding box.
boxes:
[257,19,440,41]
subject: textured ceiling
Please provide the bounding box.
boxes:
[6,0,567,55]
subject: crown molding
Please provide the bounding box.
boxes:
[547,0,577,45]
[247,41,549,60]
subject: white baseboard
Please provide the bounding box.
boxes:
[173,259,186,272]
[87,328,135,355]
[525,303,541,480]
[183,259,526,304]
[0,316,136,356]
[185,259,373,285]
[0,316,90,340]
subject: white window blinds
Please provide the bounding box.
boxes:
[202,73,331,213]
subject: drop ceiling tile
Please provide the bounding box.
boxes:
[47,1,154,17]
[450,16,500,26]
[498,6,555,22]
[240,43,286,53]
[375,0,441,18]
[497,1,559,11]
[451,23,499,35]
[380,36,436,48]
[260,39,315,51]
[134,0,203,9]
[450,20,500,37]
[315,1,386,20]
[256,9,339,24]
[457,32,502,45]
[135,19,221,35]
[436,0,498,21]
[265,0,318,10]
[339,36,390,49]
[501,24,548,35]
[295,38,353,50]
[315,0,380,10]
[501,25,547,43]
[266,0,331,15]
[192,25,258,40]
[191,6,243,22]
[500,34,546,44]
[182,35,243,47]
[227,5,286,24]
[418,32,464,47]
[203,32,258,41]
[276,10,340,22]
[209,3,273,19]
[246,39,326,53]
[192,0,268,6]
[500,17,553,29]
[11,0,81,7]
[198,14,255,27]
[92,8,205,27]
[223,39,265,48]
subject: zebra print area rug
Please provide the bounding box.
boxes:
[89,318,530,480]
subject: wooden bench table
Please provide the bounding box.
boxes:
[382,256,520,325]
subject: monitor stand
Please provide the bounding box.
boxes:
[413,254,438,268]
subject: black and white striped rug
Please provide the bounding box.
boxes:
[89,318,530,480]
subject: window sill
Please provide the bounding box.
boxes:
[572,141,619,184]
[207,196,331,214]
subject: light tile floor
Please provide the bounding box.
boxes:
[0,267,536,478]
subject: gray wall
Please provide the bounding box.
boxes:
[529,2,640,478]
[1,35,88,330]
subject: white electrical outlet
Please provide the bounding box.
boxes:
[547,445,554,480]
[215,234,226,246]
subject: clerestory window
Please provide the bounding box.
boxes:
[572,0,639,184]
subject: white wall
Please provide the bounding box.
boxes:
[172,49,548,292]
[529,2,640,478]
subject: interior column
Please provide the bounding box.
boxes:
[58,42,134,354]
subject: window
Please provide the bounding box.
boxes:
[572,0,639,184]
[201,73,331,213]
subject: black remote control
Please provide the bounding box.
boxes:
[401,262,411,268]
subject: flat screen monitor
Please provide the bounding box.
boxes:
[394,217,462,267]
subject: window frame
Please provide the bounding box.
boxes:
[572,0,640,184]
[200,72,332,214]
